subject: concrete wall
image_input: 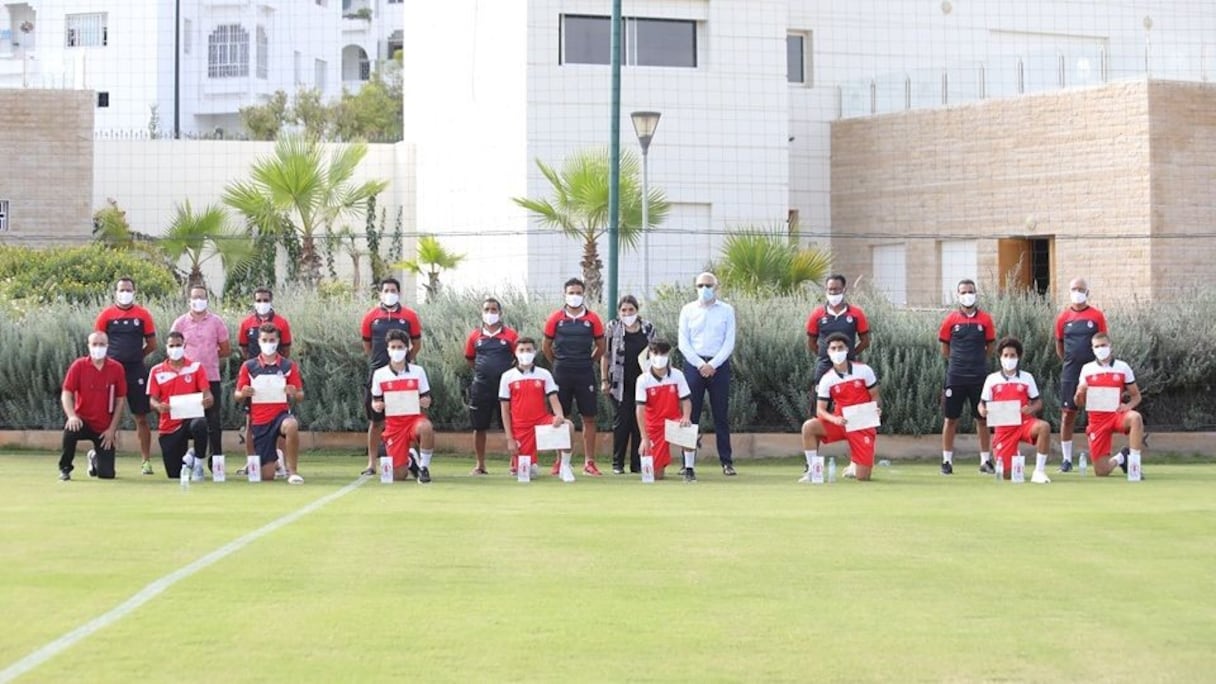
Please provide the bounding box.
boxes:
[0,89,93,245]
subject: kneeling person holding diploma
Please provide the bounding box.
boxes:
[800,333,881,482]
[147,331,213,480]
[1075,332,1146,478]
[977,337,1052,483]
[370,329,436,483]
[635,340,695,482]
[235,324,304,484]
[499,337,573,479]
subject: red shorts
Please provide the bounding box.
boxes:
[643,419,674,471]
[511,420,543,470]
[993,421,1038,470]
[820,421,877,467]
[383,416,423,469]
[1086,411,1131,458]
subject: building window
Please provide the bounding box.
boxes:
[256,26,268,79]
[208,24,249,78]
[787,32,812,85]
[183,19,192,55]
[294,50,303,85]
[97,92,109,108]
[561,15,697,68]
[315,58,327,91]
[66,13,108,48]
[872,243,907,306]
[0,199,9,232]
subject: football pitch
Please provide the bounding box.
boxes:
[2,453,1214,683]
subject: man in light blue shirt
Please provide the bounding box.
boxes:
[678,272,738,475]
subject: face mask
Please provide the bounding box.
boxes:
[958,293,977,308]
[259,341,278,356]
[826,293,844,307]
[254,302,272,316]
[698,286,715,302]
[381,292,400,307]
[167,346,185,361]
[1001,357,1019,372]
[482,312,500,326]
[1093,345,1112,361]
[565,294,584,309]
[650,355,669,369]
[388,348,408,364]
[115,291,135,306]
[620,314,638,326]
[89,345,108,361]
[829,350,849,366]
[516,351,536,366]
[1071,290,1088,305]
[190,298,208,313]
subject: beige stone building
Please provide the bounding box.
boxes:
[0,90,94,245]
[830,80,1216,307]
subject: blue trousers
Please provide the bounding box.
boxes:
[684,358,733,465]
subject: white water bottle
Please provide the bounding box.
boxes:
[179,464,190,490]
[995,458,1004,481]
[827,457,836,483]
[1078,452,1088,477]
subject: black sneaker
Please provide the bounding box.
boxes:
[360,467,376,476]
[979,460,995,474]
[58,469,71,481]
[940,461,954,475]
[722,464,737,476]
[612,466,625,475]
[683,467,696,483]
[418,466,431,484]
[1059,460,1074,473]
[408,461,421,480]
[1118,447,1130,474]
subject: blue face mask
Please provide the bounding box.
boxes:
[698,286,715,302]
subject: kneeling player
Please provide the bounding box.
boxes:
[635,340,695,481]
[800,333,881,481]
[1076,332,1146,477]
[147,331,214,479]
[235,324,304,484]
[977,337,1051,483]
[499,337,573,478]
[370,329,435,483]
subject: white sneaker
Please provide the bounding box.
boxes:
[1031,470,1051,484]
[529,462,539,479]
[842,462,857,479]
[87,449,98,477]
[192,452,207,481]
[182,448,196,474]
[559,464,576,483]
[797,471,813,483]
[287,473,304,485]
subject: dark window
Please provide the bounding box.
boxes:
[562,15,613,65]
[787,35,805,83]
[97,91,109,107]
[633,18,696,67]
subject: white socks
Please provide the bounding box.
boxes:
[942,450,953,464]
[420,449,433,468]
[980,451,991,465]
[1035,453,1048,471]
[1061,440,1073,463]
[805,450,818,468]
[683,450,696,469]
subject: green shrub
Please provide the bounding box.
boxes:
[0,246,179,305]
[1,288,1213,435]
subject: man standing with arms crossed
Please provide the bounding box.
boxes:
[678,272,738,476]
[1054,277,1107,472]
[95,277,157,474]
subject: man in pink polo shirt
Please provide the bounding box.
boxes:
[171,285,232,476]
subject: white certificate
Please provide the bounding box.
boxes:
[168,392,205,420]
[985,400,1023,428]
[1086,386,1122,412]
[534,424,571,451]
[384,390,420,417]
[664,420,699,449]
[250,374,287,404]
[842,401,881,432]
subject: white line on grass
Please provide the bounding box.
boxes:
[0,476,370,684]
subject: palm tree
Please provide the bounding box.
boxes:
[399,235,465,301]
[222,134,388,287]
[714,228,832,296]
[512,147,669,302]
[161,201,256,291]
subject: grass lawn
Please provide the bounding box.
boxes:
[1,452,1214,683]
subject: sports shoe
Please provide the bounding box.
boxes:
[408,462,421,481]
[287,473,304,485]
[797,471,813,483]
[192,454,206,481]
[275,449,286,479]
[979,460,995,474]
[1031,470,1051,484]
[58,469,71,481]
[237,466,249,475]
[87,449,98,478]
[940,461,953,475]
[1118,446,1130,474]
[550,458,562,476]
[722,464,737,476]
[360,466,376,476]
[470,466,488,476]
[612,466,625,475]
[529,462,539,479]
[141,460,154,476]
[842,462,857,479]
[418,466,431,484]
[683,467,696,483]
[583,461,603,477]
[1059,460,1074,473]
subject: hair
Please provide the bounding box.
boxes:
[996,336,1023,358]
[826,274,847,288]
[563,278,585,292]
[116,277,135,289]
[254,286,273,299]
[956,278,976,291]
[257,323,280,340]
[482,296,502,312]
[648,339,672,355]
[825,332,851,348]
[516,336,537,349]
[385,329,410,345]
[189,285,207,297]
[380,277,401,292]
[1091,332,1111,345]
[617,294,639,310]
[166,331,185,343]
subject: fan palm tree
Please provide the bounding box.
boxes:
[714,228,832,296]
[399,235,465,301]
[222,134,388,287]
[512,147,669,302]
[161,201,256,291]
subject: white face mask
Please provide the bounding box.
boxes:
[958,292,977,308]
[620,314,638,326]
[381,292,400,307]
[190,298,208,313]
[826,293,844,307]
[167,346,186,361]
[828,350,849,366]
[115,291,135,306]
[698,285,715,302]
[482,312,500,326]
[254,302,273,316]
[89,345,108,361]
[1000,356,1019,372]
[388,348,408,364]
[259,341,278,356]
[565,294,584,309]
[1071,290,1088,305]
[1093,345,1112,361]
[516,351,536,366]
[650,355,669,369]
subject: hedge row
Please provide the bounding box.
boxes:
[1,288,1213,434]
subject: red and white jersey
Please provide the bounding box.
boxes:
[635,368,691,422]
[1079,360,1136,415]
[981,370,1040,426]
[816,362,878,412]
[147,358,209,434]
[370,363,431,398]
[498,366,558,426]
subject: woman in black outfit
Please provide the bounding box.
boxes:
[600,295,656,474]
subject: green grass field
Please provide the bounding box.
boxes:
[2,452,1214,683]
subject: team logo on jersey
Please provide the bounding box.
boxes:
[945,388,953,397]
[846,316,854,324]
[978,325,984,332]
[533,380,541,388]
[821,317,829,325]
[854,380,862,388]
[500,339,507,345]
[954,325,960,332]
[133,319,140,327]
[183,375,192,383]
[583,321,591,327]
[1087,321,1094,328]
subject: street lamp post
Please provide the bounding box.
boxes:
[630,111,661,299]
